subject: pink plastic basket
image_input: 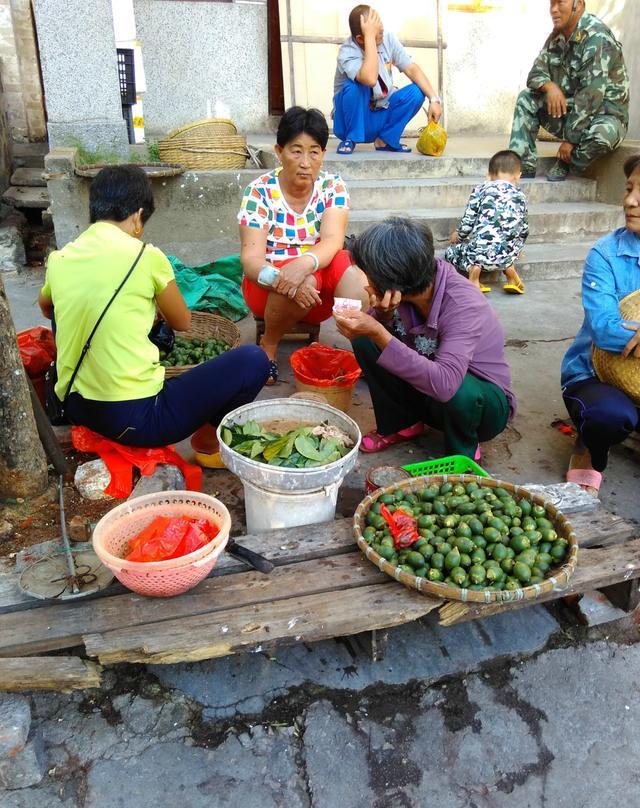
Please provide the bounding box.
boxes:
[92,491,231,597]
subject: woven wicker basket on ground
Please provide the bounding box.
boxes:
[158,118,248,170]
[592,289,640,405]
[353,474,578,604]
[164,311,241,379]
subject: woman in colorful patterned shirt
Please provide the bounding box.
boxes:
[238,106,368,382]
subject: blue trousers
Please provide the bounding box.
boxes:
[66,345,270,447]
[563,376,639,472]
[333,79,425,148]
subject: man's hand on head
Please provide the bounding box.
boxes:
[361,8,383,41]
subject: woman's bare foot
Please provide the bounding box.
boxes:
[566,452,602,497]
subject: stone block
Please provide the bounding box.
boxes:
[74,459,114,501]
[0,224,26,271]
[0,729,45,789]
[128,464,186,500]
[47,121,129,157]
[0,694,30,759]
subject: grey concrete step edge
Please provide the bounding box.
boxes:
[347,206,622,244]
[347,181,596,207]
[321,155,561,180]
[435,243,592,281]
[10,167,46,188]
[348,201,620,218]
[1,186,50,210]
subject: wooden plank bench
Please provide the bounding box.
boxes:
[0,488,637,673]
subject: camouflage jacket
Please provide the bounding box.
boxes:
[457,180,529,245]
[527,12,629,142]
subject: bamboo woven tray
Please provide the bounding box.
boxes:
[163,311,241,379]
[353,474,578,604]
[74,163,185,178]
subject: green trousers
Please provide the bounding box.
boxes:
[508,89,625,174]
[352,337,510,459]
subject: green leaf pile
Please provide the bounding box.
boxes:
[222,420,351,468]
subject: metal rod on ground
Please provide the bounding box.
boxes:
[26,376,71,479]
[58,475,80,594]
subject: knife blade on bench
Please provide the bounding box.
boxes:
[226,539,274,574]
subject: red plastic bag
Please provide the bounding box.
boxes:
[72,426,202,498]
[290,342,361,388]
[125,515,218,562]
[380,504,420,549]
[17,327,56,377]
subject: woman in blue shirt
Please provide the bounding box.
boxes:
[561,155,640,494]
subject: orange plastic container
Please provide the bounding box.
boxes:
[92,491,231,597]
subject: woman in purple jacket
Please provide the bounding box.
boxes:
[333,217,516,460]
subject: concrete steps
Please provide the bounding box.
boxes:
[10,142,48,170]
[323,153,559,181]
[346,175,596,210]
[436,241,593,281]
[348,201,622,245]
[2,185,50,209]
[10,167,46,187]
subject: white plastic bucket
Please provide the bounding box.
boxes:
[218,397,362,531]
[242,477,341,532]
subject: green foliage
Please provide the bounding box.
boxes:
[222,421,349,468]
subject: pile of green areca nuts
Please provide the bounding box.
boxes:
[360,480,570,592]
[159,336,231,368]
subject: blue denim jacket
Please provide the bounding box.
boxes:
[561,228,640,389]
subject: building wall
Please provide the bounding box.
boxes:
[134,0,270,138]
[444,0,638,138]
[0,0,46,142]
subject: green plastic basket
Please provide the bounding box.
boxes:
[402,454,489,478]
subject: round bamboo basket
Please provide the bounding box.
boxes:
[163,311,241,379]
[353,474,578,604]
[158,119,248,169]
[592,289,640,406]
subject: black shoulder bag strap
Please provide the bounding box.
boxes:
[61,242,147,412]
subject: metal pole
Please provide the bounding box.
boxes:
[436,0,446,129]
[59,475,80,594]
[285,0,296,106]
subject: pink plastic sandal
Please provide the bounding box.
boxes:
[360,422,425,453]
[566,467,602,497]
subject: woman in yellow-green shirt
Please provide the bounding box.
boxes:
[39,165,269,457]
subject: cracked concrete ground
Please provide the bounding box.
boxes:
[3,268,640,805]
[3,624,640,807]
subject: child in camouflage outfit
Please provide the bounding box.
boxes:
[445,150,529,294]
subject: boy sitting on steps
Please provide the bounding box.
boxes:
[445,150,529,294]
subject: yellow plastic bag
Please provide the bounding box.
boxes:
[417,121,447,157]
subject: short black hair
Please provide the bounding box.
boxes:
[276,106,329,150]
[349,4,371,39]
[350,218,436,296]
[488,150,522,177]
[623,154,640,178]
[89,165,155,224]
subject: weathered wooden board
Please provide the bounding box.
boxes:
[568,508,637,548]
[0,657,102,692]
[0,553,390,657]
[439,535,640,626]
[83,583,441,665]
[0,519,356,615]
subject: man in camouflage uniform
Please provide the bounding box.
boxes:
[509,0,629,182]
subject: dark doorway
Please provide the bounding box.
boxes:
[267,0,285,116]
